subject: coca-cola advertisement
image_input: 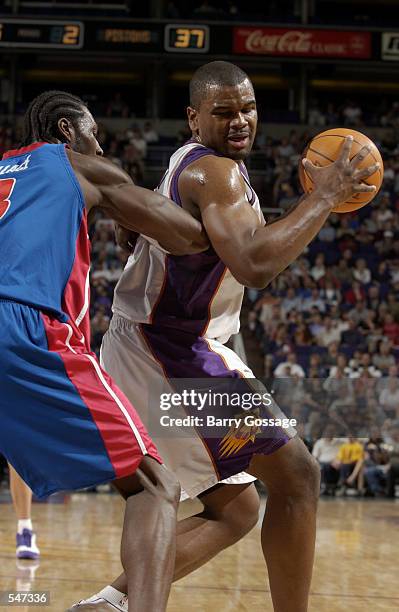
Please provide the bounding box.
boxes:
[233,27,371,59]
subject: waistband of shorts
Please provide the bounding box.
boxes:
[0,297,64,320]
[111,313,228,344]
[111,312,139,329]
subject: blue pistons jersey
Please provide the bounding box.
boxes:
[0,142,160,499]
[0,142,90,341]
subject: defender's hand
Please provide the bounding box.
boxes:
[302,136,379,209]
[115,223,138,253]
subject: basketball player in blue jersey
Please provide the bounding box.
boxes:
[0,90,209,612]
[90,63,379,612]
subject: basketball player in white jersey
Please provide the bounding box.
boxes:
[75,62,377,611]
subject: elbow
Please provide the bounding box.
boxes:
[235,264,275,290]
[187,230,210,254]
[246,276,273,290]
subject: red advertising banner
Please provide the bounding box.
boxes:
[233,27,371,59]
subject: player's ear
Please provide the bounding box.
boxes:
[187,106,199,136]
[57,117,73,144]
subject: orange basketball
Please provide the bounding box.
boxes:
[298,128,384,213]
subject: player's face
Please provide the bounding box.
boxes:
[188,80,257,161]
[71,110,103,156]
[59,108,103,156]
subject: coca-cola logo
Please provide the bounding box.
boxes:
[245,30,313,54]
[234,27,371,59]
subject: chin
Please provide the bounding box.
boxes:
[229,149,250,161]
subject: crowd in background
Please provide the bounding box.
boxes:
[2,106,399,498]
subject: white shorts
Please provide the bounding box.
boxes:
[100,315,294,500]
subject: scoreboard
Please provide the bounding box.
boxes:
[0,19,212,54]
[0,18,389,62]
[0,20,83,49]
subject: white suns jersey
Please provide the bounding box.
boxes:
[112,141,265,344]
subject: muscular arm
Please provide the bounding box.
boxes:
[179,138,377,288]
[67,150,208,256]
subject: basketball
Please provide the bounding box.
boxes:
[299,128,384,213]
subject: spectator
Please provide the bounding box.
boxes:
[128,127,147,158]
[363,427,390,496]
[316,316,342,347]
[379,367,399,419]
[386,422,399,497]
[349,352,382,379]
[301,288,326,313]
[106,92,129,118]
[344,282,366,306]
[353,258,371,285]
[280,287,301,317]
[310,253,326,282]
[329,353,351,378]
[312,424,341,494]
[143,121,159,144]
[348,300,371,325]
[342,100,363,126]
[274,352,305,379]
[382,313,399,345]
[336,435,365,494]
[372,340,396,374]
[308,103,326,126]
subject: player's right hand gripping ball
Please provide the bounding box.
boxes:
[299,128,384,213]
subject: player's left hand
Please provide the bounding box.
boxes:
[115,223,139,253]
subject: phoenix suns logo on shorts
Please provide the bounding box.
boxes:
[219,408,262,458]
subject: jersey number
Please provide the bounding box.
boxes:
[0,178,16,220]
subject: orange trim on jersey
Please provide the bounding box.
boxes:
[149,255,169,325]
[203,337,246,379]
[137,324,170,381]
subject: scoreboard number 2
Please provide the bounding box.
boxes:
[62,24,80,45]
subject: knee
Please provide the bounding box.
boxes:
[297,453,321,501]
[253,438,321,503]
[152,465,181,507]
[136,457,181,507]
[207,485,260,541]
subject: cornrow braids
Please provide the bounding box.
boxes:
[20,90,87,146]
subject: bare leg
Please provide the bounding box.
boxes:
[9,464,32,520]
[111,482,259,593]
[113,457,180,612]
[346,460,364,488]
[249,436,320,612]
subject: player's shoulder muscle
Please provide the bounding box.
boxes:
[179,154,246,211]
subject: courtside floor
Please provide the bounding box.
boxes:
[0,493,398,611]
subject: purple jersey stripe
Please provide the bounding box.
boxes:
[151,144,226,335]
[170,144,219,206]
[149,145,251,335]
[151,254,225,334]
[139,324,291,481]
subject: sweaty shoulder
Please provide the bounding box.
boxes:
[65,149,132,211]
[179,154,246,211]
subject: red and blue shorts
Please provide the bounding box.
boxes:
[0,300,161,498]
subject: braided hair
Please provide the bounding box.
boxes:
[20,90,87,146]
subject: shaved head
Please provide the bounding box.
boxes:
[189,61,252,109]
